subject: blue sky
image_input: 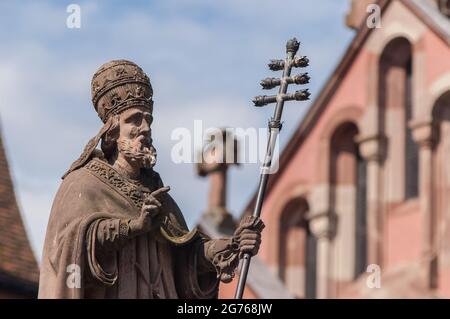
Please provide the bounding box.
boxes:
[0,0,354,259]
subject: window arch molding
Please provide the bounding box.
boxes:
[266,183,310,271]
[366,18,423,56]
[316,105,363,184]
[424,72,450,121]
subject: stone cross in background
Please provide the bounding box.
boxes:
[197,129,239,235]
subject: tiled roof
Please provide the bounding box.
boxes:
[0,130,39,287]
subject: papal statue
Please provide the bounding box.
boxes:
[38,60,263,299]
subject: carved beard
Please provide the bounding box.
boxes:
[117,135,157,169]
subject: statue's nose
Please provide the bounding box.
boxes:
[139,119,151,134]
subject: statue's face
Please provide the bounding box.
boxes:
[116,106,157,169]
[119,106,153,142]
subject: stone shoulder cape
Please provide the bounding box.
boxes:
[38,157,218,298]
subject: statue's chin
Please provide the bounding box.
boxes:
[118,139,157,169]
[142,146,157,169]
[123,152,156,169]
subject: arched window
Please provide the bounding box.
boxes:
[279,198,316,298]
[329,122,367,287]
[379,37,418,200]
[355,151,367,276]
[405,56,419,199]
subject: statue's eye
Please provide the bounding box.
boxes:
[145,114,153,125]
[124,113,141,124]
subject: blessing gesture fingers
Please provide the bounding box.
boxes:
[130,186,170,234]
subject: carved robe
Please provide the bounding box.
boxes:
[38,156,219,299]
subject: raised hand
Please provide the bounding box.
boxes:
[129,186,170,235]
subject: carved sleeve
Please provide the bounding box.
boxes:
[198,216,265,283]
[86,218,125,286]
[94,218,133,252]
[200,238,240,283]
[85,217,134,285]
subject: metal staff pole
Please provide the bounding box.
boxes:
[234,38,310,299]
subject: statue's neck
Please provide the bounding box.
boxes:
[110,153,141,180]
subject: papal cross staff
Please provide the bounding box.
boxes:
[234,38,310,299]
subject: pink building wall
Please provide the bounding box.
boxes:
[238,0,450,299]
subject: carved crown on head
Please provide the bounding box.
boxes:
[91,60,153,122]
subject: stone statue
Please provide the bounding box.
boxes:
[38,60,264,299]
